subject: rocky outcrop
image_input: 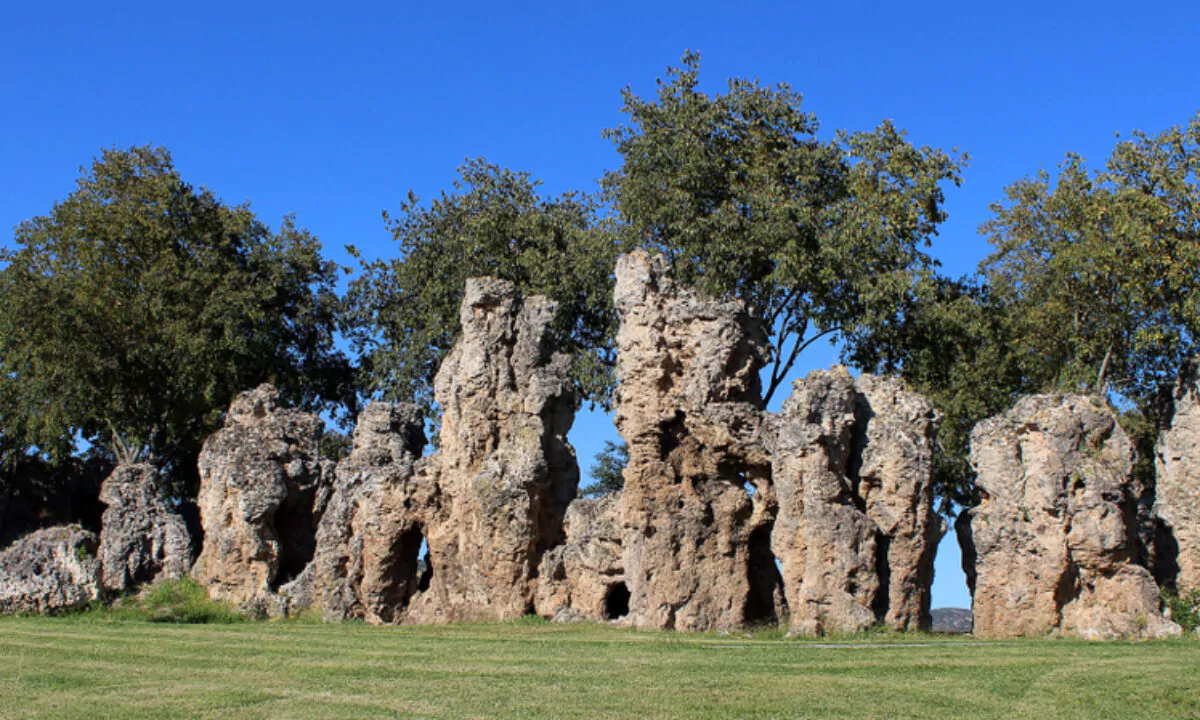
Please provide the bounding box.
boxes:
[0,525,102,614]
[405,278,579,623]
[962,394,1179,639]
[1155,360,1200,593]
[191,385,332,610]
[98,463,192,594]
[535,493,625,622]
[284,402,431,623]
[614,251,780,632]
[770,367,940,635]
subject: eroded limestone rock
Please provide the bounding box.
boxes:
[98,463,192,593]
[963,394,1179,640]
[0,525,102,614]
[1155,360,1200,594]
[535,493,626,622]
[191,385,332,609]
[770,367,940,635]
[405,278,579,623]
[614,250,779,632]
[285,402,431,623]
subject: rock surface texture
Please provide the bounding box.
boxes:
[0,525,102,614]
[1155,360,1200,593]
[614,251,780,632]
[191,385,331,610]
[405,278,579,623]
[770,367,941,635]
[962,394,1179,639]
[98,463,192,593]
[286,402,431,623]
[535,493,626,622]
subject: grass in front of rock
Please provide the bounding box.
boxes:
[0,615,1196,720]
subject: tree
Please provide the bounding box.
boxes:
[0,146,351,495]
[850,275,1027,510]
[603,52,966,403]
[862,112,1200,507]
[980,114,1200,404]
[582,440,627,497]
[347,159,626,412]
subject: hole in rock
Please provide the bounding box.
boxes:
[745,524,784,625]
[658,411,686,461]
[603,582,630,620]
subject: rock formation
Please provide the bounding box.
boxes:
[961,394,1179,639]
[191,384,332,610]
[1155,360,1200,594]
[284,402,431,623]
[614,250,780,632]
[770,367,940,635]
[535,493,626,622]
[405,278,579,623]
[98,463,192,593]
[0,525,103,614]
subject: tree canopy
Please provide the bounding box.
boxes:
[860,112,1200,507]
[346,159,626,413]
[603,51,967,403]
[0,146,351,494]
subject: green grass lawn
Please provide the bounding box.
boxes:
[0,616,1196,720]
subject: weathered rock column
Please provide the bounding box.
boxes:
[962,394,1179,639]
[614,250,779,632]
[405,278,579,623]
[770,367,940,635]
[535,493,625,622]
[191,385,332,609]
[98,463,192,593]
[1155,360,1200,594]
[284,402,431,623]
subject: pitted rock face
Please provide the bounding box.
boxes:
[284,402,432,623]
[191,384,332,608]
[614,250,779,632]
[535,493,625,622]
[1155,359,1200,594]
[98,463,192,593]
[770,367,940,635]
[964,394,1179,640]
[404,278,579,623]
[0,525,102,614]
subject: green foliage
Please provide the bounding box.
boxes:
[347,159,626,412]
[604,52,966,402]
[0,146,351,495]
[1163,588,1200,634]
[862,113,1200,508]
[980,113,1200,402]
[582,440,627,497]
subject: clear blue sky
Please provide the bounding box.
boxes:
[4,0,1198,609]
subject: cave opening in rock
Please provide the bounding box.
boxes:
[603,582,630,619]
[745,524,785,625]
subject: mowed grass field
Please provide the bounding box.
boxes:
[0,616,1197,720]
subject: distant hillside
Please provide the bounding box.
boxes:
[931,607,973,633]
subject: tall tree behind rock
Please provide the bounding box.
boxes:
[0,146,351,497]
[604,52,965,405]
[346,159,624,413]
